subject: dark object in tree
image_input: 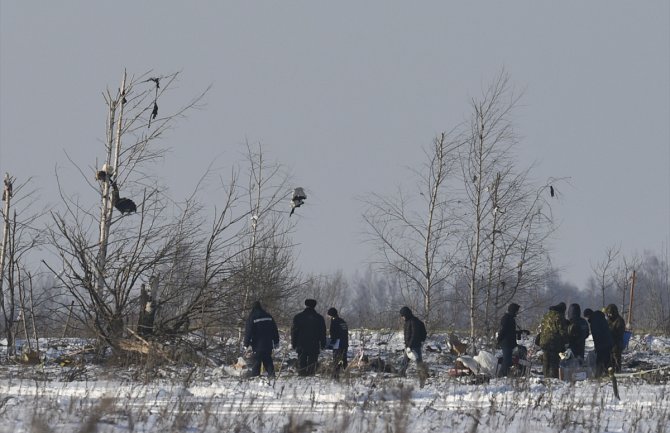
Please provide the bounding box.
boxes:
[144,77,160,88]
[2,176,12,201]
[111,180,137,214]
[550,185,555,197]
[290,187,307,216]
[148,102,158,128]
[146,77,160,128]
[95,163,112,182]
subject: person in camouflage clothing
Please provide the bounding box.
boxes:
[536,304,568,378]
[604,304,626,372]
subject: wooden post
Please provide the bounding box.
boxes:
[627,270,636,328]
[62,301,75,338]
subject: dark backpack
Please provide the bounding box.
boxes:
[416,319,427,343]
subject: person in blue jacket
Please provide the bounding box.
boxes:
[244,301,280,378]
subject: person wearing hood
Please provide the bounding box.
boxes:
[584,308,613,377]
[399,306,428,383]
[604,303,626,372]
[536,304,568,378]
[496,303,521,377]
[243,301,280,378]
[566,303,590,359]
[291,299,327,376]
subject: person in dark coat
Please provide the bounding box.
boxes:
[566,303,590,359]
[584,308,614,377]
[327,307,349,379]
[243,301,280,378]
[399,306,428,382]
[604,303,626,372]
[291,299,327,376]
[537,304,568,378]
[496,303,521,377]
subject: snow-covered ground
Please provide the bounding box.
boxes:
[0,331,668,433]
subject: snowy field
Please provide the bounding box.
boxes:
[0,331,668,433]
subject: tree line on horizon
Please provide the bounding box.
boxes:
[0,69,667,361]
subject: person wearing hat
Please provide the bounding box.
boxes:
[327,307,349,379]
[399,306,428,383]
[584,308,613,377]
[496,303,521,377]
[291,299,327,376]
[243,300,280,378]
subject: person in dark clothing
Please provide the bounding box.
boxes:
[243,301,280,378]
[537,304,568,378]
[291,299,327,376]
[327,307,349,379]
[566,303,590,359]
[496,303,521,377]
[604,303,626,372]
[584,308,614,377]
[399,306,428,383]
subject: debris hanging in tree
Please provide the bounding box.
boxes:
[145,77,160,128]
[289,187,307,216]
[110,180,137,214]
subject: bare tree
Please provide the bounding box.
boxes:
[302,270,350,315]
[455,70,557,340]
[612,253,640,322]
[589,245,621,307]
[45,71,210,349]
[635,249,670,332]
[229,142,302,331]
[141,168,249,338]
[348,267,405,328]
[363,132,462,325]
[0,175,46,356]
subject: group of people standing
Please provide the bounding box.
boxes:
[243,299,349,378]
[498,301,627,378]
[243,299,429,380]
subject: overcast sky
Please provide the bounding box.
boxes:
[1,2,668,288]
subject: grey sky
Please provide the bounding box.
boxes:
[1,2,669,287]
